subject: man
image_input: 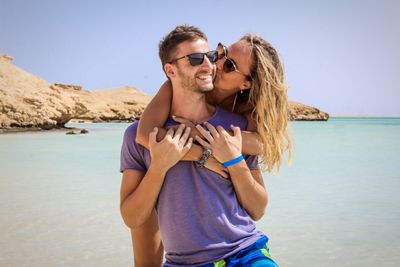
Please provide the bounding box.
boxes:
[120,25,277,266]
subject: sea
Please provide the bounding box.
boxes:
[0,118,399,267]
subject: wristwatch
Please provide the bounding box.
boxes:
[195,147,212,168]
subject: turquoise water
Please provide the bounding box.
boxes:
[1,119,399,266]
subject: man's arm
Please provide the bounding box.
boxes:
[120,125,192,229]
[195,122,267,220]
[226,164,267,220]
[120,167,168,229]
[120,126,191,266]
[121,169,163,267]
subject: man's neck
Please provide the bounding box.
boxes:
[170,87,216,124]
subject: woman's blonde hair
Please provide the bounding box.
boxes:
[240,34,292,172]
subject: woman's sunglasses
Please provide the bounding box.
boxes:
[217,43,252,80]
[169,50,219,66]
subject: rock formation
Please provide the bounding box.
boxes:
[0,54,150,130]
[289,101,329,121]
[0,54,328,131]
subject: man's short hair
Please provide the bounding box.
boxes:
[159,25,208,67]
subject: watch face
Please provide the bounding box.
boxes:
[204,147,212,157]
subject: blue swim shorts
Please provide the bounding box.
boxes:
[165,236,278,267]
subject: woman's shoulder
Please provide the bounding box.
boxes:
[235,100,253,114]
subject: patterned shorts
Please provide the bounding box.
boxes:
[165,236,278,267]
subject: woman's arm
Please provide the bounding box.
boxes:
[135,82,228,177]
[241,112,263,155]
[137,83,262,156]
[136,81,172,147]
[241,131,263,156]
[172,115,263,156]
[130,210,163,267]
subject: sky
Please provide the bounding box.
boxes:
[1,0,399,116]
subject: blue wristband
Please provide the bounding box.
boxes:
[222,154,244,168]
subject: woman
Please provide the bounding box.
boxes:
[137,34,292,173]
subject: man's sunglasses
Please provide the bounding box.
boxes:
[169,50,219,66]
[217,43,252,80]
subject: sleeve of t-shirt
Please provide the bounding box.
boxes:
[245,155,259,170]
[120,123,147,173]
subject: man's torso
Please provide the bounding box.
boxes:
[120,107,264,266]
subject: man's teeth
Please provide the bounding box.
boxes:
[197,75,212,80]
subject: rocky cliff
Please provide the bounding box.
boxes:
[289,101,329,121]
[0,54,328,131]
[0,54,150,130]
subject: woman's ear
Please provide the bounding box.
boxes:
[164,63,175,78]
[240,80,252,91]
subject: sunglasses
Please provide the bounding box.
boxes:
[169,50,218,66]
[217,43,252,80]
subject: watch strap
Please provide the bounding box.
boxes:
[195,147,212,168]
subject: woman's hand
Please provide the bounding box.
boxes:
[172,115,202,139]
[195,122,242,164]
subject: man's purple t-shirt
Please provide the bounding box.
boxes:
[120,107,265,266]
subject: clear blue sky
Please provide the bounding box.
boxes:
[1,0,399,116]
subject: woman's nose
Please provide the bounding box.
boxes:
[215,57,224,71]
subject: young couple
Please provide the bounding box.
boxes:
[120,25,291,266]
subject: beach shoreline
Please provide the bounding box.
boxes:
[330,114,400,118]
[0,126,87,134]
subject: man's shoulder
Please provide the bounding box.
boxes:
[123,120,140,143]
[124,120,140,134]
[121,120,147,159]
[120,120,148,173]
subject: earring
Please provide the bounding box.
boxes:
[240,90,243,94]
[231,93,238,112]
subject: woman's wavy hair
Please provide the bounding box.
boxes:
[240,34,292,172]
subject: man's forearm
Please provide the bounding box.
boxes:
[120,166,167,229]
[228,162,267,221]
